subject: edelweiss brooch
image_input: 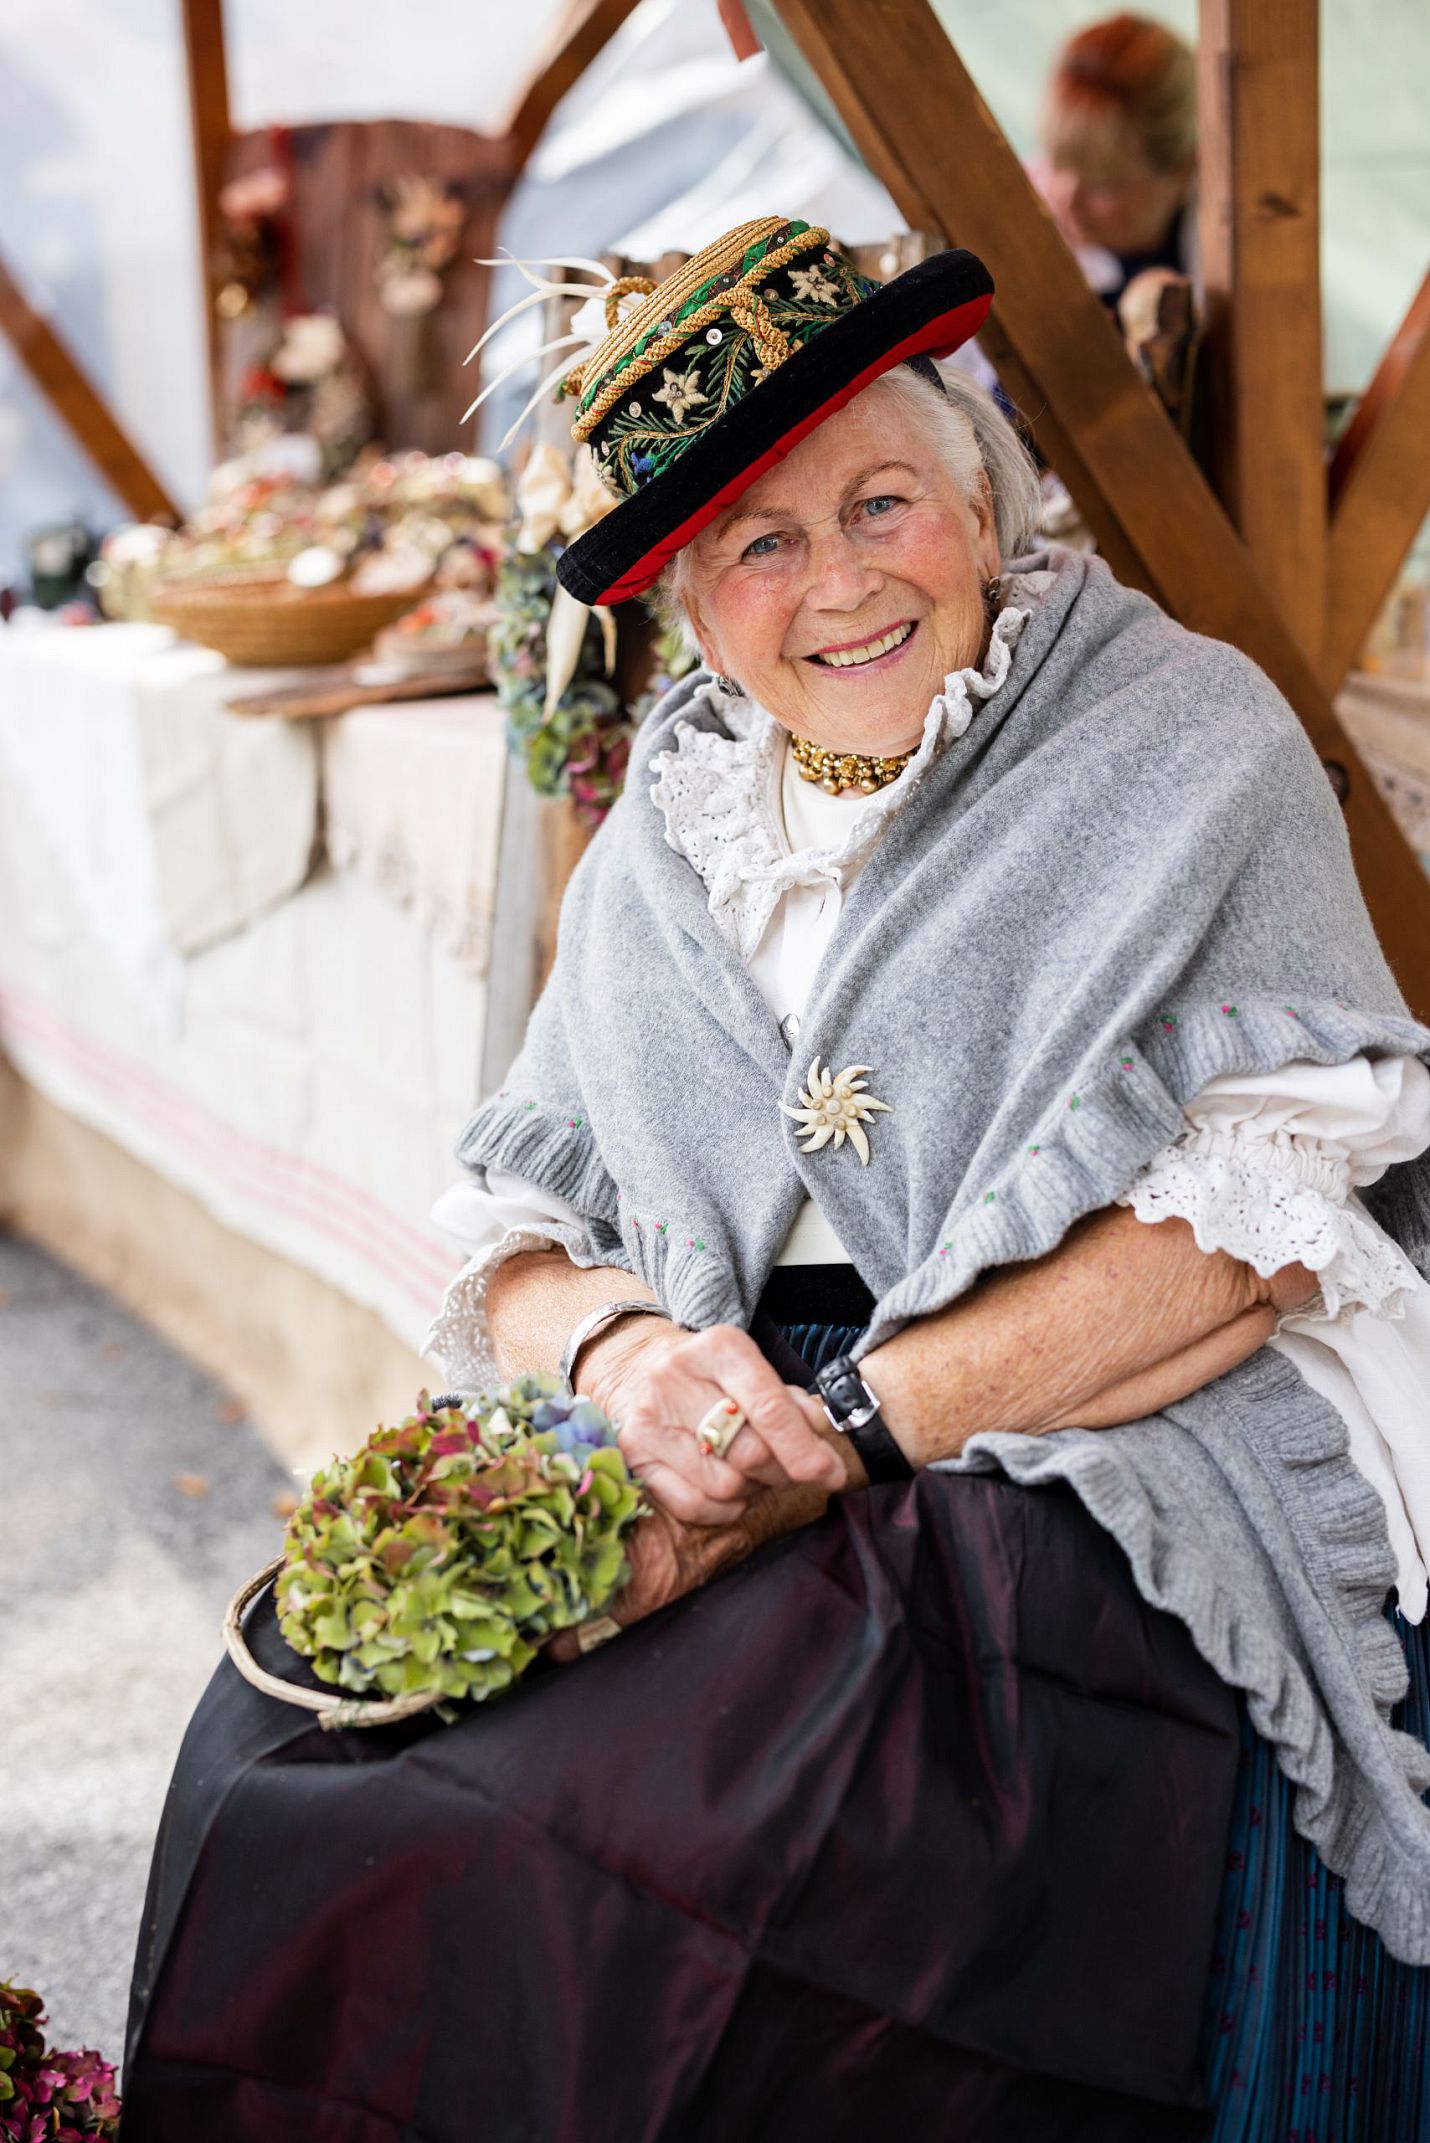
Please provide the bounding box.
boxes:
[781,1058,892,1165]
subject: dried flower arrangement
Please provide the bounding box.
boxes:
[489,541,632,824]
[270,1377,645,1713]
[0,1983,120,2142]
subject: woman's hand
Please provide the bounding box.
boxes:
[580,1315,847,1524]
[546,1470,834,1663]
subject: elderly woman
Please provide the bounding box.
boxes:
[122,223,1430,2142]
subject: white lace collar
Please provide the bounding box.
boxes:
[649,580,1046,959]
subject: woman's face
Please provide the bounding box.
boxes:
[681,384,1000,759]
[1042,119,1190,258]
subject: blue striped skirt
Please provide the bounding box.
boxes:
[779,1317,1430,2140]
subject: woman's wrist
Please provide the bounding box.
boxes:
[850,1342,941,1470]
[791,1390,871,1492]
[577,1310,679,1406]
[564,1300,669,1390]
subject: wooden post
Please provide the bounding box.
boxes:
[0,250,181,523]
[1324,270,1430,689]
[180,0,232,455]
[1197,0,1325,652]
[767,0,1430,1015]
[502,0,648,175]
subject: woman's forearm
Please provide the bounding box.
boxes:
[863,1206,1311,1468]
[484,1248,661,1383]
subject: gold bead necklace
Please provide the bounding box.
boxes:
[789,734,914,795]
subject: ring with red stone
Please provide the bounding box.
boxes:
[695,1396,745,1459]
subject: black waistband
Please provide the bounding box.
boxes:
[756,1263,876,1329]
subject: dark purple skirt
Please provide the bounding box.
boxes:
[120,1453,1238,2142]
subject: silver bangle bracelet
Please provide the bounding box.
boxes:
[559,1298,667,1390]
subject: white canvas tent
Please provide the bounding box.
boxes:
[4,0,1426,582]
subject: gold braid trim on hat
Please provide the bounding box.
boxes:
[603,273,656,328]
[568,217,830,440]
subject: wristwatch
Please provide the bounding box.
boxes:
[809,1356,913,1484]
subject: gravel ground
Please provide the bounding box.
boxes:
[0,1228,293,2074]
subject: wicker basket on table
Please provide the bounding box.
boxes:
[149,576,431,668]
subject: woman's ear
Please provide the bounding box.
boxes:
[682,585,725,679]
[971,473,1001,581]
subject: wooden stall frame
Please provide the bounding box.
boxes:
[1325,269,1430,692]
[768,0,1430,1017]
[186,0,647,457]
[180,0,232,457]
[1197,0,1325,653]
[0,250,180,524]
[0,0,646,521]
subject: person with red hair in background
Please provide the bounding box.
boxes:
[1036,12,1197,309]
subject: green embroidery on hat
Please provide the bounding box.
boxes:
[587,236,876,499]
[578,224,810,420]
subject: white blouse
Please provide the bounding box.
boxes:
[429,605,1430,1622]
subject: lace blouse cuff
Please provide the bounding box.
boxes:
[1118,1130,1421,1322]
[423,1222,583,1392]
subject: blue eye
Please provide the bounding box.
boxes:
[862,494,900,518]
[744,532,782,559]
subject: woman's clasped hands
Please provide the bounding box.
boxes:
[581,1314,849,1525]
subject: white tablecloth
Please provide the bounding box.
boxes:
[322,698,505,976]
[0,622,510,1353]
[0,622,319,1026]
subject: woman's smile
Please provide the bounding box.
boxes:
[803,619,919,676]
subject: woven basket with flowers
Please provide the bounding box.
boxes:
[225,1376,645,1729]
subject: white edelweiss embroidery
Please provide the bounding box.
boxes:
[782,1058,892,1165]
[788,264,839,304]
[652,365,708,423]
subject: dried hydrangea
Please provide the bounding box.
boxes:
[0,1981,121,2141]
[276,1376,644,1706]
[489,541,634,824]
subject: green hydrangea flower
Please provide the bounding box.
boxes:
[276,1375,645,1707]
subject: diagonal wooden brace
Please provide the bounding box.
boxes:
[769,0,1430,1016]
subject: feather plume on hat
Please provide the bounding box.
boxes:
[460,253,653,451]
[464,253,639,715]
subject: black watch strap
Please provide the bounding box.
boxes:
[810,1355,913,1484]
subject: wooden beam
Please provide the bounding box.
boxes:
[767,0,1249,636]
[769,0,1430,1016]
[717,0,763,61]
[1324,269,1430,689]
[502,0,647,178]
[0,249,180,523]
[1197,0,1325,651]
[179,0,231,456]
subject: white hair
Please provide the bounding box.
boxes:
[651,358,1042,642]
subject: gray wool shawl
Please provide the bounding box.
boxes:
[458,546,1430,1960]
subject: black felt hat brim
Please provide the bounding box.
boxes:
[556,248,994,608]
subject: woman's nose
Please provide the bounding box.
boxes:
[804,525,882,610]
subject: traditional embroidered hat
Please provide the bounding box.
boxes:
[553,218,994,607]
